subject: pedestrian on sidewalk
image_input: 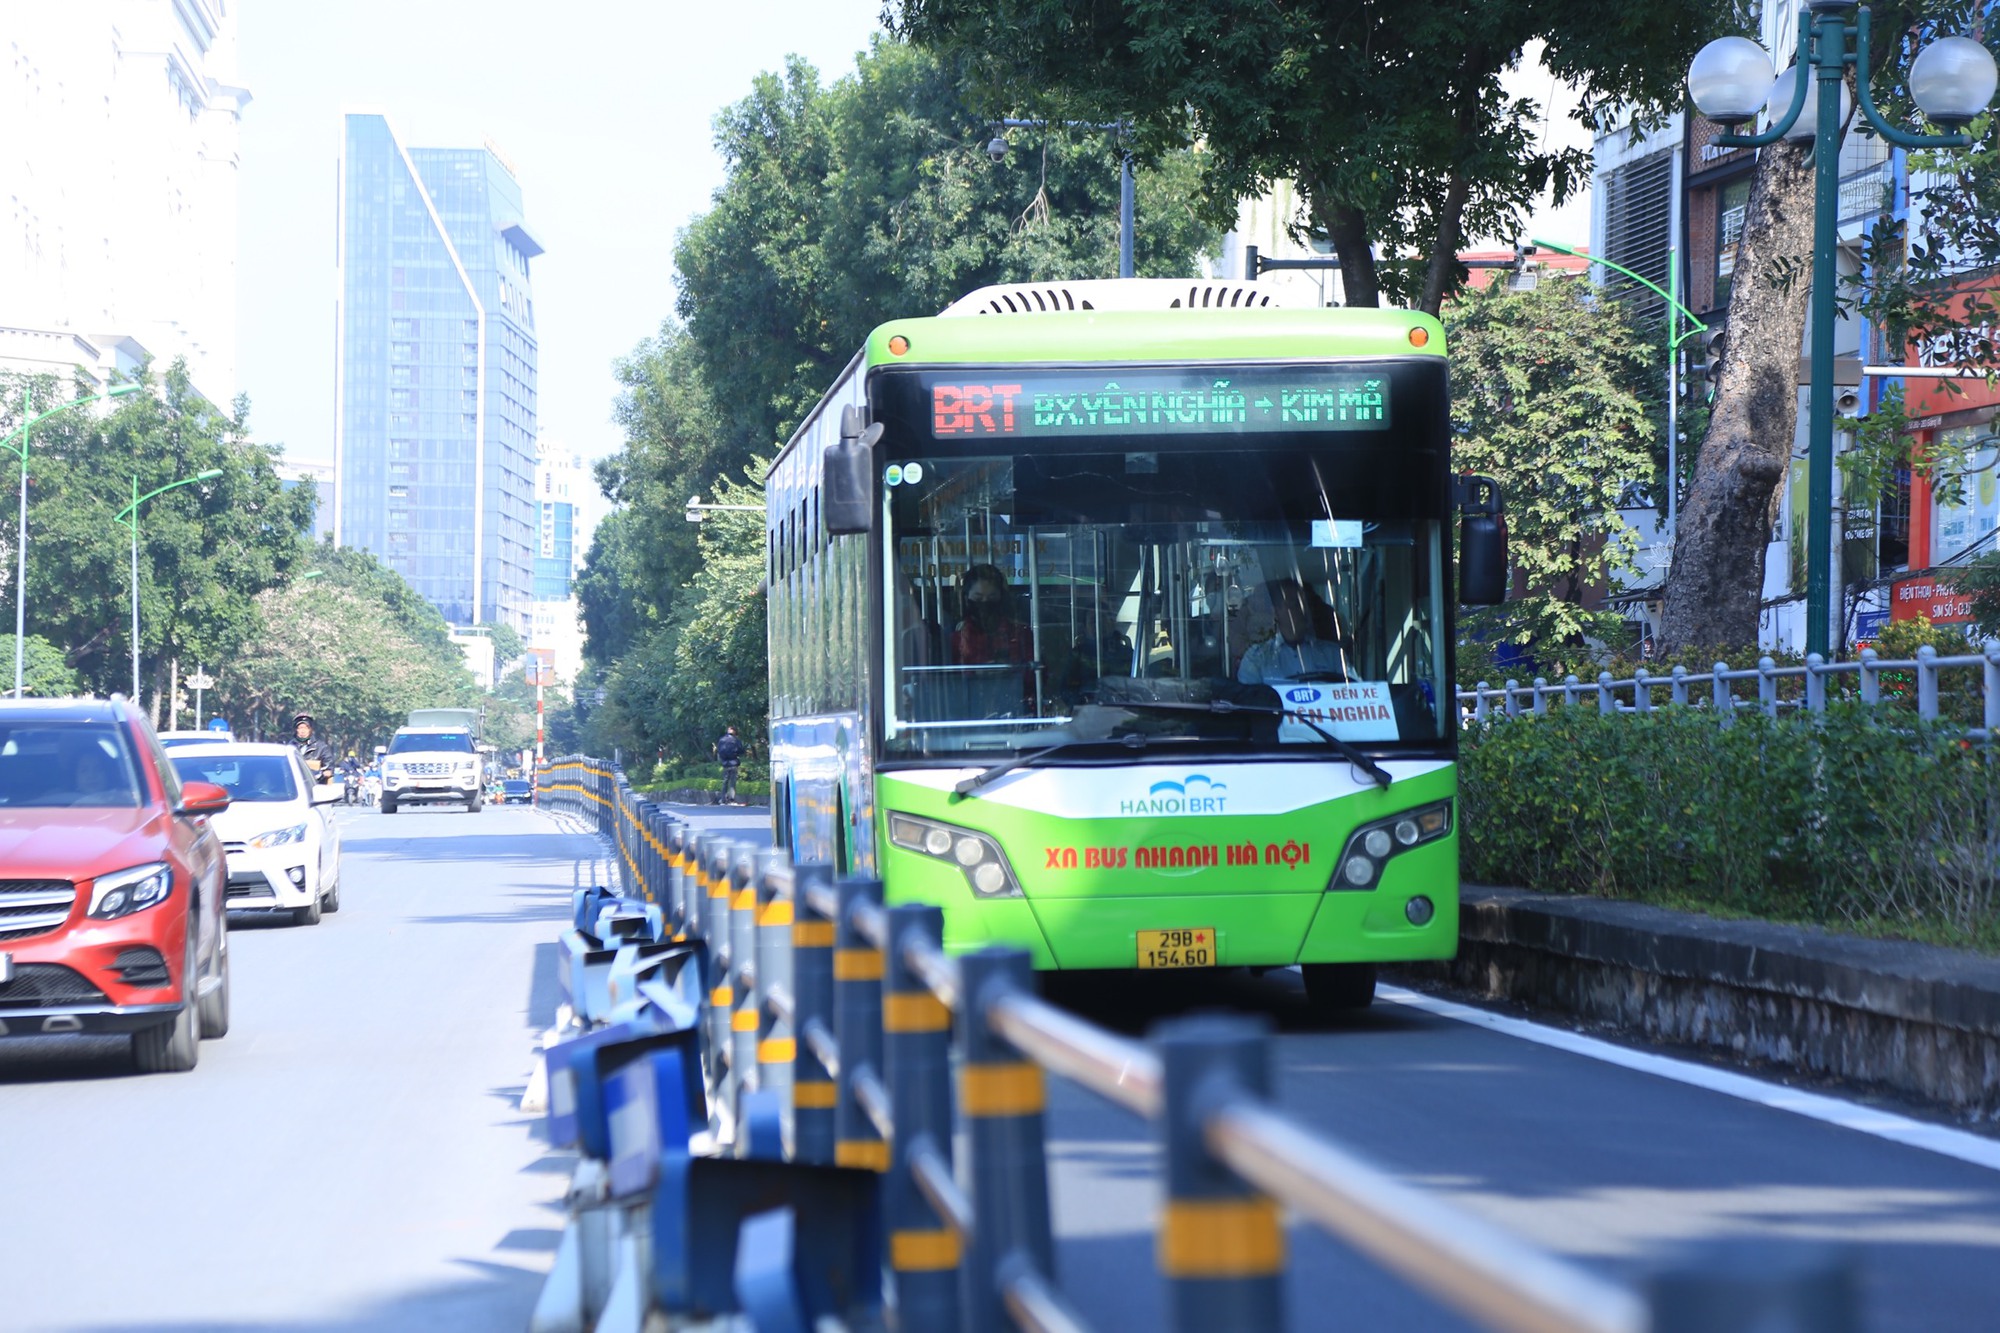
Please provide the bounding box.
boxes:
[713,725,744,804]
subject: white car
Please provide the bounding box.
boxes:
[380,727,484,813]
[168,742,344,925]
[158,728,234,749]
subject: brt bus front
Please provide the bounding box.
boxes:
[838,344,1501,975]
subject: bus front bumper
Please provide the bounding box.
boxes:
[931,880,1458,971]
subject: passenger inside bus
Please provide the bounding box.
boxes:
[1056,603,1134,702]
[1235,579,1352,684]
[946,563,1035,718]
[950,564,1032,666]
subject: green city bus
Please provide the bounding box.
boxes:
[764,279,1501,1011]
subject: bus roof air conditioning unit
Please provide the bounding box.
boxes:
[939,278,1300,317]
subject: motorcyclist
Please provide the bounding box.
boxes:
[338,752,363,804]
[713,725,744,805]
[290,712,337,784]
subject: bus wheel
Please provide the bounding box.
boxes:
[1301,963,1376,1013]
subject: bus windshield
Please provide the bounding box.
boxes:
[883,446,1449,760]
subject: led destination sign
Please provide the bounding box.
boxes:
[927,368,1390,440]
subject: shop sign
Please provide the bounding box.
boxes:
[1890,575,1974,624]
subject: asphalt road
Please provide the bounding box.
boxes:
[1033,968,2000,1332]
[18,796,1994,1331]
[0,800,597,1333]
[655,804,2000,1332]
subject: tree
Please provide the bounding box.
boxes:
[1659,2,1984,652]
[0,635,81,697]
[671,38,1219,508]
[210,550,475,751]
[480,620,525,667]
[591,464,769,762]
[581,36,1222,730]
[585,326,733,665]
[575,511,651,670]
[662,467,769,756]
[1447,278,1662,666]
[892,1,1734,314]
[0,361,314,711]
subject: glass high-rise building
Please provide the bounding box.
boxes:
[335,112,540,628]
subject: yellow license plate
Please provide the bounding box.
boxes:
[1137,928,1216,970]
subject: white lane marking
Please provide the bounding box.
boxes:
[1378,984,2000,1174]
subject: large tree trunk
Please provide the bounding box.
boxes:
[1322,201,1380,308]
[1657,140,1817,655]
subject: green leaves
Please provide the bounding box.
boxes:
[1462,705,2000,948]
[209,547,476,752]
[582,36,1220,762]
[893,0,1736,311]
[0,636,82,697]
[0,360,313,708]
[1446,278,1663,668]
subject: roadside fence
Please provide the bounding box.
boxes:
[1460,640,2000,731]
[528,754,1862,1333]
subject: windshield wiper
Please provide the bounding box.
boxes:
[1100,699,1394,790]
[954,731,1151,797]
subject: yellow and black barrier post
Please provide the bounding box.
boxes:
[883,903,959,1327]
[957,946,1056,1333]
[1157,1015,1284,1331]
[696,833,735,1097]
[831,876,886,1174]
[728,844,762,1133]
[665,821,690,938]
[788,862,838,1164]
[753,849,795,1143]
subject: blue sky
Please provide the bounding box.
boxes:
[235,0,886,466]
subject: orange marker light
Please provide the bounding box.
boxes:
[1408,327,1430,348]
[887,335,911,356]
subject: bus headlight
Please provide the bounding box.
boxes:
[888,813,1024,899]
[1330,802,1451,894]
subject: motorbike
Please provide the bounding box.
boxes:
[343,772,362,806]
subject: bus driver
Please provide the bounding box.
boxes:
[1236,579,1349,684]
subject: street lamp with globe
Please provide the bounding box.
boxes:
[1684,5,1997,658]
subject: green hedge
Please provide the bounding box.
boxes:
[635,777,771,800]
[645,759,770,787]
[1460,704,2000,950]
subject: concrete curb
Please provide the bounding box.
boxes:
[1400,885,2000,1117]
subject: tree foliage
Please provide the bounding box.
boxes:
[674,39,1219,469]
[580,36,1220,758]
[892,0,1736,313]
[1447,278,1662,665]
[0,362,314,712]
[209,545,476,752]
[0,635,82,697]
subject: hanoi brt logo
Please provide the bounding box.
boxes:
[1118,774,1228,816]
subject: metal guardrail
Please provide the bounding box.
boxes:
[530,755,1862,1332]
[1459,640,2000,730]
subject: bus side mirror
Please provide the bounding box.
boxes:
[824,405,882,536]
[1456,475,1508,606]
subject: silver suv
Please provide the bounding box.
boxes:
[379,728,483,814]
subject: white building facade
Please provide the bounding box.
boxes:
[2,0,249,403]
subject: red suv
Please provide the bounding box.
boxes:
[0,698,232,1072]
